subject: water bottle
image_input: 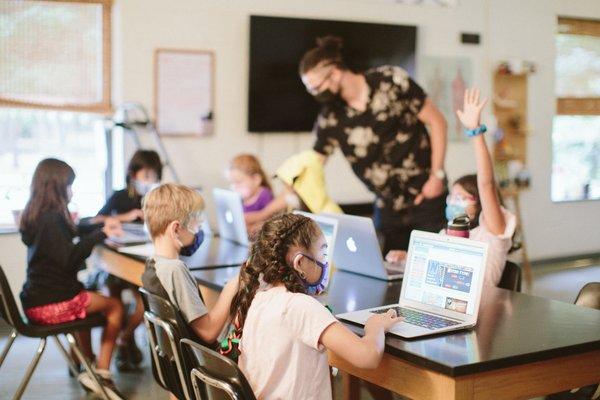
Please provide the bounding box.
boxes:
[447,214,470,238]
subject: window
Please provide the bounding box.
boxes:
[0,0,111,112]
[0,109,108,226]
[0,0,112,227]
[553,18,600,202]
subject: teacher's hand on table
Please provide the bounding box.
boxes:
[385,250,407,263]
[414,174,445,205]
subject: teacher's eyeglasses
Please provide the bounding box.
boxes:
[305,66,336,95]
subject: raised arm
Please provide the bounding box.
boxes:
[456,88,506,235]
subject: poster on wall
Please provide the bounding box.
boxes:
[155,49,214,137]
[418,56,473,142]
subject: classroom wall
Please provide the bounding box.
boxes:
[487,0,600,260]
[0,233,27,309]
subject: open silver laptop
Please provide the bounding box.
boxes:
[323,213,405,281]
[337,230,488,339]
[212,188,249,246]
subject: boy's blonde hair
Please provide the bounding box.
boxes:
[143,183,204,238]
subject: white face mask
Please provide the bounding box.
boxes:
[133,180,157,196]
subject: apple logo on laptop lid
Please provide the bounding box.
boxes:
[346,237,358,253]
[225,210,234,224]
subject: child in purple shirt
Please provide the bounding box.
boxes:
[227,154,274,214]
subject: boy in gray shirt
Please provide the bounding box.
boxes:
[141,183,238,343]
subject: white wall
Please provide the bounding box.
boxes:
[0,233,27,308]
[487,0,600,260]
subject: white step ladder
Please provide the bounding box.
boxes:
[106,102,180,185]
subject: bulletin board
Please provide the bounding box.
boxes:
[154,49,215,136]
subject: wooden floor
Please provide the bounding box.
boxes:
[1,261,598,400]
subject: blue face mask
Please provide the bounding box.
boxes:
[445,203,467,222]
[298,253,330,296]
[179,229,205,257]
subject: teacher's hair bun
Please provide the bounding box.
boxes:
[316,36,343,51]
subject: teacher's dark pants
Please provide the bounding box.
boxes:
[374,192,448,254]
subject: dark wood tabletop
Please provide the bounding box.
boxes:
[191,266,600,377]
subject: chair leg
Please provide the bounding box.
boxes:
[66,333,110,400]
[191,373,203,400]
[12,337,46,400]
[53,335,80,377]
[0,329,17,368]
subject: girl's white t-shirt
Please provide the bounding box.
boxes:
[238,285,338,400]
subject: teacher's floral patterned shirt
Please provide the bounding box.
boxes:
[313,65,432,213]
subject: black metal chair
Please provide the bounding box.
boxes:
[498,261,522,292]
[575,282,600,309]
[546,281,600,400]
[181,338,256,400]
[140,287,207,400]
[0,264,110,400]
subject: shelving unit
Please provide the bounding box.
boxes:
[492,69,533,288]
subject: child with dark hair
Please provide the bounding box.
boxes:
[387,88,516,286]
[19,158,125,399]
[231,213,401,400]
[87,149,162,370]
[93,149,162,224]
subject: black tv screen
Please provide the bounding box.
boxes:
[248,15,417,133]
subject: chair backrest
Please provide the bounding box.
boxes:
[181,338,256,400]
[574,282,600,310]
[0,264,27,332]
[140,287,203,400]
[498,261,522,292]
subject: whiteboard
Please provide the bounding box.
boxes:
[155,49,214,136]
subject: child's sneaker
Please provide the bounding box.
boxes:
[128,336,143,366]
[115,344,131,371]
[78,369,125,400]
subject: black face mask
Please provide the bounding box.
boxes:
[313,88,340,104]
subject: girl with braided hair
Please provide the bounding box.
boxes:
[231,213,401,400]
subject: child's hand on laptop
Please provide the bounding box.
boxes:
[365,309,402,333]
[385,250,407,264]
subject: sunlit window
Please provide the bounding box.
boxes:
[0,109,108,227]
[552,116,600,201]
[553,18,600,202]
[0,0,112,227]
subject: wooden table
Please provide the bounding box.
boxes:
[96,245,600,400]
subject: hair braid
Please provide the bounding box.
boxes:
[230,213,322,331]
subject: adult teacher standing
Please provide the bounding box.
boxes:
[300,36,449,252]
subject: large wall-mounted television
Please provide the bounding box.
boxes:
[248,15,417,133]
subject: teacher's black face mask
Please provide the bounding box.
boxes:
[314,88,340,104]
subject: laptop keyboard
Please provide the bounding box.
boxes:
[372,306,461,330]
